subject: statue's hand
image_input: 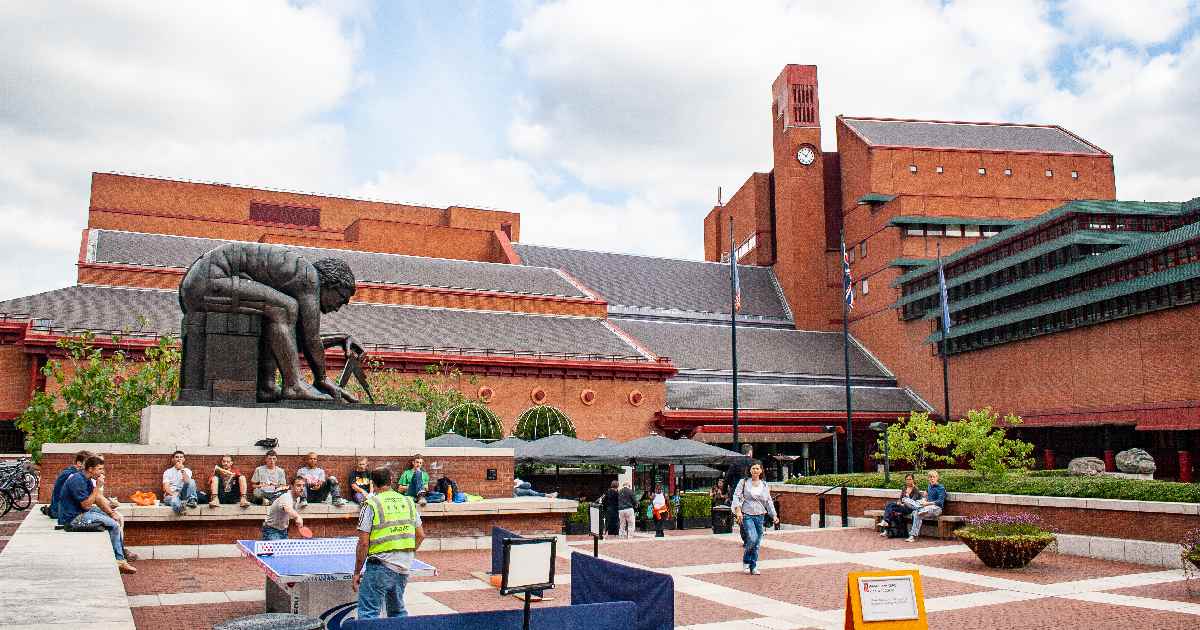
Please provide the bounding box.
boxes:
[319,378,360,404]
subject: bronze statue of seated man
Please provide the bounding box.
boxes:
[179,242,362,403]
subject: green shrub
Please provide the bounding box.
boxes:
[787,470,1200,503]
[678,492,712,519]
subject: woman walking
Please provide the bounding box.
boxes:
[651,484,669,538]
[879,473,921,537]
[601,480,621,536]
[732,462,778,574]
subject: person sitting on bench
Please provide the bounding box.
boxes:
[48,449,91,520]
[59,456,137,574]
[907,470,946,542]
[252,450,288,506]
[209,454,250,508]
[879,473,921,537]
[162,450,202,513]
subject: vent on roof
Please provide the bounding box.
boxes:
[249,201,320,227]
[791,84,816,126]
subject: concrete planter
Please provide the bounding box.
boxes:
[956,531,1054,569]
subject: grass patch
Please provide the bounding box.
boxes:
[786,469,1200,503]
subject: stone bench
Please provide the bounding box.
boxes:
[116,497,578,546]
[863,508,968,539]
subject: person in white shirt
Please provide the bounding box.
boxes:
[162,450,199,513]
[731,462,779,575]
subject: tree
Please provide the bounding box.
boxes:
[879,410,955,471]
[946,407,1034,479]
[360,363,478,439]
[17,332,180,460]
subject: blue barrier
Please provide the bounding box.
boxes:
[570,552,673,630]
[342,601,636,630]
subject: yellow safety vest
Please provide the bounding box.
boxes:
[367,490,417,555]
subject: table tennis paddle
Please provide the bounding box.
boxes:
[298,526,314,538]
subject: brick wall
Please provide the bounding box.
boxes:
[38,452,516,504]
[775,488,1193,543]
[0,345,31,415]
[121,512,564,546]
[703,172,773,266]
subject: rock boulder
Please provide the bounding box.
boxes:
[1115,448,1156,475]
[1067,456,1106,476]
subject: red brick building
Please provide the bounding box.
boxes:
[2,64,1196,480]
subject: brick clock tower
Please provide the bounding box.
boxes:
[769,65,838,331]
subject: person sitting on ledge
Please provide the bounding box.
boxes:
[348,456,372,504]
[397,455,431,506]
[262,476,307,541]
[162,450,202,513]
[513,477,557,499]
[209,454,250,508]
[252,450,288,506]
[879,473,921,537]
[59,456,137,574]
[297,451,347,508]
[907,470,946,543]
[47,449,91,520]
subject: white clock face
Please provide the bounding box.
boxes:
[796,145,816,165]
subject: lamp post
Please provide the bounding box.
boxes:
[869,422,890,484]
[822,425,839,475]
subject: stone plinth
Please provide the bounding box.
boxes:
[138,404,425,450]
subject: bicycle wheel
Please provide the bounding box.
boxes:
[23,472,38,494]
[0,490,10,518]
[10,484,30,511]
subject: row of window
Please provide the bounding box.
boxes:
[944,278,1200,355]
[846,239,868,263]
[720,232,759,264]
[908,238,1200,328]
[901,212,1198,295]
[903,223,1007,238]
[908,164,1080,179]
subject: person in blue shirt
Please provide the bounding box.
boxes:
[47,450,91,520]
[59,455,137,574]
[907,470,946,542]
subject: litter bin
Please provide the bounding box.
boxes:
[711,504,733,534]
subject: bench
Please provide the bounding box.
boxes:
[863,508,968,539]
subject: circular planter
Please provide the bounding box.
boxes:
[955,532,1054,569]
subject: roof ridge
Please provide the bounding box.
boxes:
[513,241,774,269]
[840,115,1065,130]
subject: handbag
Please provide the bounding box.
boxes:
[65,516,107,533]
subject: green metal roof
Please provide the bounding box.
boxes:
[914,221,1200,319]
[889,257,934,268]
[923,260,1200,343]
[888,215,1025,227]
[857,193,897,204]
[892,230,1145,304]
[896,199,1186,286]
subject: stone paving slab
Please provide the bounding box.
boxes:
[599,537,807,569]
[1105,578,1200,604]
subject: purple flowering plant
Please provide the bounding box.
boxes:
[957,512,1056,569]
[964,512,1053,538]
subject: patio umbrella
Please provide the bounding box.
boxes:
[425,432,486,448]
[614,434,750,465]
[516,432,596,465]
[582,435,626,466]
[486,436,527,450]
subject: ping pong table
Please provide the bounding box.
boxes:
[237,537,436,626]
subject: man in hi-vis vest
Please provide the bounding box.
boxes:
[352,467,425,619]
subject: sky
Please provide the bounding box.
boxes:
[1,0,1199,302]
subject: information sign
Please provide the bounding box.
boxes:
[843,569,927,630]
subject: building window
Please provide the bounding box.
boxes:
[982,226,1001,237]
[862,278,870,295]
[906,226,924,237]
[935,166,944,174]
[964,225,981,237]
[1004,168,1013,176]
[1071,170,1079,179]
[848,247,854,263]
[1045,169,1054,177]
[945,224,963,237]
[909,164,918,173]
[860,240,868,258]
[978,167,987,176]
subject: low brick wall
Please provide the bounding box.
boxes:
[38,443,516,503]
[773,483,1199,544]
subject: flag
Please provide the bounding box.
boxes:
[730,237,742,313]
[937,249,952,333]
[841,238,854,310]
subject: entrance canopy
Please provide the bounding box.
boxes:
[691,424,835,444]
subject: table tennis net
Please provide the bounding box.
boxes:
[249,537,357,556]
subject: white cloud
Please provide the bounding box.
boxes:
[1060,0,1194,45]
[0,1,363,301]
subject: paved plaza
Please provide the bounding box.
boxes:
[110,522,1200,629]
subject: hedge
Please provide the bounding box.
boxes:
[786,470,1200,503]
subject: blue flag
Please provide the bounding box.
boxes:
[841,239,854,310]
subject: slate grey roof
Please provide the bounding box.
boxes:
[840,118,1105,155]
[90,230,586,298]
[512,243,791,319]
[0,285,645,360]
[612,318,889,378]
[667,381,925,412]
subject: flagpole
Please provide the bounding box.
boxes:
[841,229,855,474]
[729,217,740,452]
[938,244,951,422]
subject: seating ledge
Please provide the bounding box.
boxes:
[864,510,967,522]
[119,497,578,522]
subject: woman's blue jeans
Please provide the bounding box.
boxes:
[741,514,765,570]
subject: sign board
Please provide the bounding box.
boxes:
[589,505,602,537]
[500,537,557,597]
[844,569,927,630]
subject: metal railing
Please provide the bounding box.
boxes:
[816,483,849,528]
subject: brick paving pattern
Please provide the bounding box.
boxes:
[132,601,262,630]
[909,549,1153,584]
[1105,579,1200,604]
[773,528,952,552]
[599,536,806,568]
[121,557,264,595]
[926,595,1199,630]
